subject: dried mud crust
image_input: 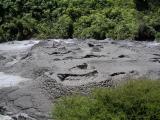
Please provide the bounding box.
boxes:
[0,39,160,120]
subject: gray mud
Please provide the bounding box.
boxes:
[0,39,160,120]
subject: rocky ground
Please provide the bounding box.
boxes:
[0,39,160,120]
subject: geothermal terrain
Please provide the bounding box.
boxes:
[0,39,160,120]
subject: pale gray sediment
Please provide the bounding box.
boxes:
[0,39,160,120]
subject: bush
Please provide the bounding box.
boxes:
[108,8,138,39]
[135,24,156,41]
[36,22,55,39]
[54,15,73,39]
[73,13,110,40]
[53,80,160,120]
[0,0,160,41]
[156,32,160,40]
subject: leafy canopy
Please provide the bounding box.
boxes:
[0,0,160,42]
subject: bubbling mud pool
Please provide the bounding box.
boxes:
[0,40,39,89]
[0,40,39,51]
[0,72,29,88]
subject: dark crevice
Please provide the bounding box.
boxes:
[74,63,88,70]
[153,54,160,57]
[57,70,98,81]
[83,54,105,58]
[110,72,126,77]
[118,55,129,58]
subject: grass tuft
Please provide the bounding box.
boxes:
[52,80,160,120]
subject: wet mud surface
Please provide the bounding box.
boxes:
[0,39,160,120]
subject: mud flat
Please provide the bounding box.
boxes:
[0,39,160,120]
[0,40,51,120]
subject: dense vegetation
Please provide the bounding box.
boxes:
[0,0,160,42]
[53,80,160,120]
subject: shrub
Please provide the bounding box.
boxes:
[65,7,82,21]
[36,22,55,39]
[135,24,156,41]
[112,8,139,39]
[0,0,160,41]
[156,32,160,40]
[73,13,110,40]
[54,15,73,39]
[52,80,160,120]
[0,14,37,41]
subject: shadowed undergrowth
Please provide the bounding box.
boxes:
[52,80,160,120]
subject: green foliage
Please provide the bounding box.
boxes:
[53,80,160,120]
[0,0,160,42]
[54,15,73,39]
[156,32,160,40]
[135,23,156,41]
[0,14,37,42]
[36,22,55,39]
[73,13,110,40]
